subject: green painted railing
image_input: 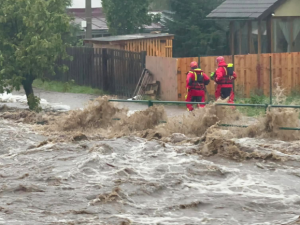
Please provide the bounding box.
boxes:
[109,99,268,108]
[109,99,300,131]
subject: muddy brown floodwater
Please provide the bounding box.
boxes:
[1,95,300,224]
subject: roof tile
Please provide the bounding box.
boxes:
[207,0,283,19]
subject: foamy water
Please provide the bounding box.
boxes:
[1,118,300,224]
[0,92,70,111]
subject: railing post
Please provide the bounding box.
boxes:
[232,54,235,96]
[270,56,272,105]
[148,100,153,107]
[265,104,269,113]
[141,51,147,69]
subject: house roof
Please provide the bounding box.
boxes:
[68,7,164,31]
[206,0,286,20]
[84,33,174,43]
[68,8,104,17]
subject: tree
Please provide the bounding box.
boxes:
[102,0,152,35]
[0,0,72,110]
[63,22,84,47]
[150,0,171,10]
[163,0,229,57]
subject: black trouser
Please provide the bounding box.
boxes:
[221,87,232,99]
[191,96,202,102]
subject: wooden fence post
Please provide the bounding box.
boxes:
[141,51,147,68]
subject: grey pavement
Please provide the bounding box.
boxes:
[5,88,187,117]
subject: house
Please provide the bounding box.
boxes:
[84,33,174,57]
[68,8,165,38]
[68,8,109,38]
[207,0,300,55]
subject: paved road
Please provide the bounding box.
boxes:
[6,88,187,117]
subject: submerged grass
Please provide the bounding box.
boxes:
[235,92,300,117]
[33,79,106,95]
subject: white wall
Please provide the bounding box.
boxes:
[70,0,102,8]
[274,0,300,17]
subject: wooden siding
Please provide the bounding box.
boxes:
[123,37,173,57]
[92,37,173,57]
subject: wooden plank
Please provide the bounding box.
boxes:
[244,55,250,96]
[273,52,279,86]
[291,52,295,92]
[280,53,285,91]
[145,90,156,95]
[287,53,292,94]
[177,58,182,100]
[235,55,243,96]
[262,53,271,96]
[295,52,300,92]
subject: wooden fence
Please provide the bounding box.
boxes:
[177,52,300,100]
[49,47,145,97]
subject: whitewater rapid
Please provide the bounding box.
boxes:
[1,118,300,224]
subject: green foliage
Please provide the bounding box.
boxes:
[151,14,161,23]
[33,79,106,95]
[150,0,171,10]
[63,22,83,46]
[76,39,84,47]
[102,0,152,35]
[243,95,266,104]
[62,79,75,92]
[0,0,72,108]
[163,0,228,57]
[27,94,42,112]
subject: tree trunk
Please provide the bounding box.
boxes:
[22,76,35,110]
[22,78,34,99]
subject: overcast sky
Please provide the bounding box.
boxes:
[70,0,102,8]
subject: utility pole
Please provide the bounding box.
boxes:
[85,0,92,46]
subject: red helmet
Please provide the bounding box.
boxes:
[190,61,198,68]
[216,56,225,64]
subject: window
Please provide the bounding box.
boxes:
[233,20,267,55]
[234,21,248,55]
[292,18,300,52]
[251,21,267,54]
[273,18,290,53]
[273,17,300,53]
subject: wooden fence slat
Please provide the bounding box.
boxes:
[47,47,145,98]
[177,52,300,100]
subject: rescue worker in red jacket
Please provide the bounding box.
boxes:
[186,61,210,111]
[213,56,237,104]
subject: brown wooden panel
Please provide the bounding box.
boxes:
[175,52,300,100]
[146,56,178,101]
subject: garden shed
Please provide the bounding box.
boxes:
[84,33,174,57]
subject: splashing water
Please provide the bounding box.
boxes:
[1,87,300,224]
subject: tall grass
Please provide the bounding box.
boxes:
[33,79,106,95]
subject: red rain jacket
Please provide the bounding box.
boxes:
[186,69,210,90]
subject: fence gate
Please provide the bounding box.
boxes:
[50,47,146,97]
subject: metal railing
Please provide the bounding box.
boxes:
[108,99,300,131]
